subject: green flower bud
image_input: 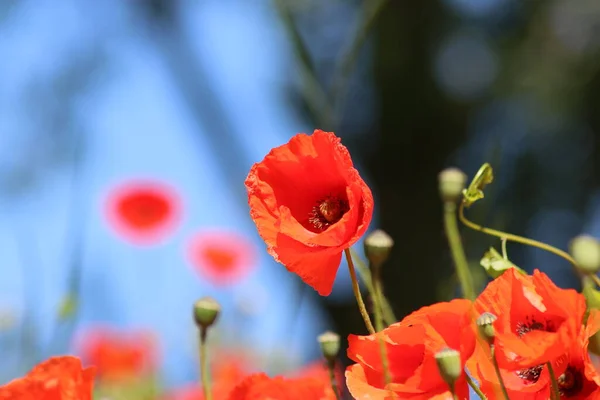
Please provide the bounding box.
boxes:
[317,331,341,362]
[193,297,221,329]
[364,230,394,266]
[435,347,462,387]
[476,312,497,344]
[438,168,467,203]
[570,235,600,274]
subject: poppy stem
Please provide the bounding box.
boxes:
[344,248,376,334]
[459,202,579,271]
[443,202,476,301]
[547,362,560,400]
[466,373,487,400]
[490,346,510,400]
[371,260,392,385]
[199,328,213,400]
[326,359,342,400]
[350,248,397,324]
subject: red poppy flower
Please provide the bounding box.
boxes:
[105,180,182,245]
[245,130,374,296]
[469,310,600,400]
[474,268,586,373]
[226,373,336,400]
[186,230,257,286]
[76,327,157,383]
[0,356,95,399]
[346,299,476,400]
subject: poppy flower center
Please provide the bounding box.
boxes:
[514,317,556,384]
[558,366,583,397]
[308,195,349,231]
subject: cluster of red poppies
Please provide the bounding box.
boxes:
[2,129,600,399]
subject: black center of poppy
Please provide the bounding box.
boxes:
[515,316,556,337]
[516,365,543,384]
[308,195,349,231]
[558,366,584,398]
[514,316,556,385]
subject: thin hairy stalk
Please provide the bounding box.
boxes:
[372,262,391,385]
[466,373,488,400]
[350,248,396,324]
[443,202,476,300]
[490,346,510,400]
[345,249,375,334]
[199,329,213,400]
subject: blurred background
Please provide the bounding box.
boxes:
[1,0,600,397]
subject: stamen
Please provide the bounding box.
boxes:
[516,365,543,384]
[558,366,583,398]
[308,195,349,231]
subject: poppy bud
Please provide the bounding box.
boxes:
[570,235,600,274]
[317,331,341,362]
[364,230,394,266]
[435,347,462,388]
[476,312,497,344]
[193,297,221,329]
[438,168,467,203]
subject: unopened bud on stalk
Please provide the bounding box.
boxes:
[438,168,467,203]
[193,297,221,329]
[364,230,394,266]
[570,235,600,274]
[435,348,462,388]
[476,312,497,344]
[317,331,341,362]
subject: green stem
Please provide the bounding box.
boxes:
[459,203,579,271]
[490,346,510,400]
[199,328,213,400]
[350,248,396,324]
[443,202,476,301]
[371,262,391,385]
[327,359,342,400]
[466,373,487,400]
[344,249,376,334]
[547,362,560,400]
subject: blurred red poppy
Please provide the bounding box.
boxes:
[76,327,157,383]
[105,180,182,245]
[187,230,257,286]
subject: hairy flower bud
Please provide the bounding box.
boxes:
[570,235,600,274]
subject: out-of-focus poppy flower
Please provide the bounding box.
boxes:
[346,299,476,400]
[76,327,157,383]
[227,372,336,400]
[469,310,600,400]
[0,355,95,399]
[292,361,344,395]
[105,180,182,245]
[245,130,374,296]
[186,230,257,286]
[163,355,249,400]
[474,268,586,373]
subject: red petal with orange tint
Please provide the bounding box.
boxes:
[245,130,374,296]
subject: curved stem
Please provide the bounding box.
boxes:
[199,328,213,400]
[345,249,376,334]
[490,346,510,400]
[589,273,600,289]
[443,202,476,300]
[466,373,487,400]
[459,203,579,269]
[350,248,396,324]
[547,362,560,400]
